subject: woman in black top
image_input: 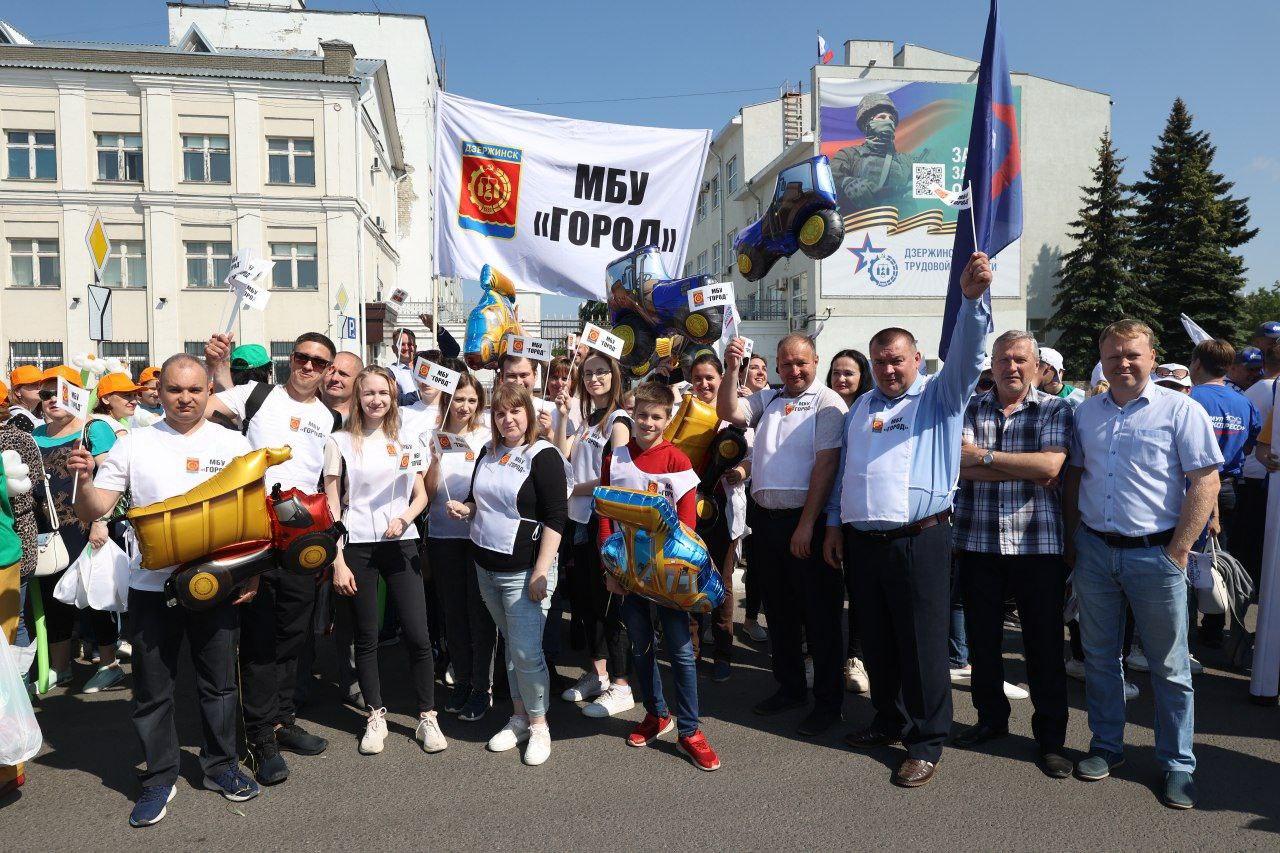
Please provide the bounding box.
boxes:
[447,383,566,766]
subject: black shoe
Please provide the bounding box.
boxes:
[1198,627,1224,649]
[952,723,1009,749]
[843,726,902,749]
[458,690,493,722]
[796,707,842,737]
[1039,750,1072,779]
[275,723,328,756]
[1249,693,1278,707]
[443,682,472,714]
[246,740,289,785]
[753,690,807,716]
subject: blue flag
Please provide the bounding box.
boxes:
[938,0,1023,360]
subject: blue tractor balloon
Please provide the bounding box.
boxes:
[605,246,724,371]
[734,155,844,282]
[593,486,725,613]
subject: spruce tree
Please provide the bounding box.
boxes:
[1046,132,1155,378]
[1132,98,1257,362]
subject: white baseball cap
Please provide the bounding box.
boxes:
[1090,362,1105,388]
[1155,363,1192,389]
[1039,346,1065,374]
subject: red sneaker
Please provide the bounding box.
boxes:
[678,730,721,771]
[0,772,25,799]
[627,712,674,747]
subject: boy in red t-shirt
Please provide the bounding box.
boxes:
[597,382,720,771]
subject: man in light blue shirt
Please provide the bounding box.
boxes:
[1064,319,1221,810]
[821,252,991,789]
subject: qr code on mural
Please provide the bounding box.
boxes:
[912,163,945,199]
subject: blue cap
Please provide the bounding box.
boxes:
[1235,346,1264,368]
[1255,321,1280,340]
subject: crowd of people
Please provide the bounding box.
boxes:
[3,251,1279,824]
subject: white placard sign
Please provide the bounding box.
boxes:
[397,444,430,473]
[721,302,739,341]
[581,322,624,360]
[234,275,272,311]
[504,334,553,362]
[57,377,90,420]
[740,337,755,362]
[388,288,409,307]
[434,432,474,456]
[687,282,733,312]
[414,357,461,395]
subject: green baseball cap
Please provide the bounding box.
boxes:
[230,344,271,369]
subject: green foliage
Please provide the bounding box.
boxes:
[578,300,609,324]
[1238,282,1280,347]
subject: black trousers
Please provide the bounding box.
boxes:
[741,494,763,621]
[751,505,844,712]
[346,539,436,713]
[957,551,1068,751]
[431,537,496,694]
[28,573,119,647]
[570,519,629,677]
[129,589,239,787]
[238,563,318,744]
[846,521,952,763]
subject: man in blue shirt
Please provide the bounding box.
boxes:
[821,251,992,789]
[1188,338,1261,647]
[1064,319,1221,810]
[1226,346,1263,393]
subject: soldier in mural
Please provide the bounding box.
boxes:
[830,93,929,214]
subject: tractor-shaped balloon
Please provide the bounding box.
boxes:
[606,246,724,371]
[734,155,844,282]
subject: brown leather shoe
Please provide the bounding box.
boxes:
[892,758,938,788]
[843,727,902,749]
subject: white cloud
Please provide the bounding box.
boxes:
[1249,156,1280,182]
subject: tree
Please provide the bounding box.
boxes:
[1238,281,1280,347]
[578,300,608,324]
[1132,98,1258,361]
[1046,132,1156,378]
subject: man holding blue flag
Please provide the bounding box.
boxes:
[939,0,1022,361]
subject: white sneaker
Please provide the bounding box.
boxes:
[845,657,869,694]
[487,715,531,752]
[523,722,551,766]
[1065,658,1086,681]
[359,707,388,755]
[950,665,972,683]
[583,684,635,718]
[1003,682,1029,700]
[1125,648,1150,673]
[804,657,815,689]
[1123,680,1140,701]
[415,710,448,753]
[444,664,456,686]
[561,673,606,703]
[1189,654,1203,675]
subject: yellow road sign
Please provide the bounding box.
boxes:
[85,209,111,277]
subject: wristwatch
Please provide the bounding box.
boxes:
[981,451,995,466]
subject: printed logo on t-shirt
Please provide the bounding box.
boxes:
[185,457,200,472]
[872,418,884,433]
[646,481,659,494]
[183,455,230,475]
[784,403,794,416]
[289,416,301,431]
[386,443,398,456]
[465,451,475,460]
[499,453,511,465]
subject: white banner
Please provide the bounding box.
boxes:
[435,92,709,301]
[414,356,461,396]
[581,322,624,360]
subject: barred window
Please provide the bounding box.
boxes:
[270,341,294,384]
[101,342,150,381]
[9,341,63,372]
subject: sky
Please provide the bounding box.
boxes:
[6,0,1278,318]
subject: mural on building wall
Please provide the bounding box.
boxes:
[818,78,1021,298]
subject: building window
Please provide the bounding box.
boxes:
[726,157,739,195]
[696,191,707,222]
[96,133,143,182]
[270,242,318,290]
[182,134,230,183]
[270,341,294,383]
[683,261,691,277]
[9,239,60,288]
[696,251,707,276]
[100,342,149,381]
[267,137,315,185]
[103,240,146,288]
[726,228,738,257]
[710,175,720,209]
[8,341,63,372]
[6,131,56,180]
[711,241,722,276]
[185,241,232,288]
[184,341,207,358]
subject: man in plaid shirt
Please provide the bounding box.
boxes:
[951,330,1074,778]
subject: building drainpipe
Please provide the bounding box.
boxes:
[711,147,725,280]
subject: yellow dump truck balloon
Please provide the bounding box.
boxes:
[126,446,292,570]
[663,394,721,472]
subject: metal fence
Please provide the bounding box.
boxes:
[739,297,788,321]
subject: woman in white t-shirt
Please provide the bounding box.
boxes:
[424,373,496,723]
[323,367,445,757]
[552,351,634,718]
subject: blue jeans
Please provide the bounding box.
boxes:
[620,595,699,736]
[949,560,968,668]
[476,563,558,718]
[1074,527,1195,772]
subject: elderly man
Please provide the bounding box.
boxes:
[951,331,1073,778]
[822,251,993,788]
[719,332,849,736]
[1064,319,1221,810]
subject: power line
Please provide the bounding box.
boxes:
[509,85,778,108]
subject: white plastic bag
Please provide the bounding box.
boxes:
[52,540,130,613]
[53,547,90,609]
[0,629,42,765]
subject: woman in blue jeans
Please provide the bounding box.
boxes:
[448,383,567,767]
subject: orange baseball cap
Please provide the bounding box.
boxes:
[0,380,8,405]
[8,365,43,387]
[139,366,160,384]
[98,372,141,397]
[41,365,84,388]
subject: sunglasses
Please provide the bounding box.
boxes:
[291,352,332,371]
[1155,367,1189,379]
[38,388,57,401]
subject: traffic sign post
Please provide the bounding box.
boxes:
[85,209,111,351]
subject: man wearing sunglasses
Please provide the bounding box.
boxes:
[204,331,340,786]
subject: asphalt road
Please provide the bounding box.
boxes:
[5,593,1279,851]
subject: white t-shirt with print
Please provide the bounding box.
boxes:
[216,381,334,493]
[94,420,253,591]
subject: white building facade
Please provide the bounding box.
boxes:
[685,40,1112,371]
[0,24,404,378]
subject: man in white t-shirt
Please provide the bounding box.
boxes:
[204,331,337,784]
[69,354,260,826]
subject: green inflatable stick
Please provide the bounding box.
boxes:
[31,580,49,694]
